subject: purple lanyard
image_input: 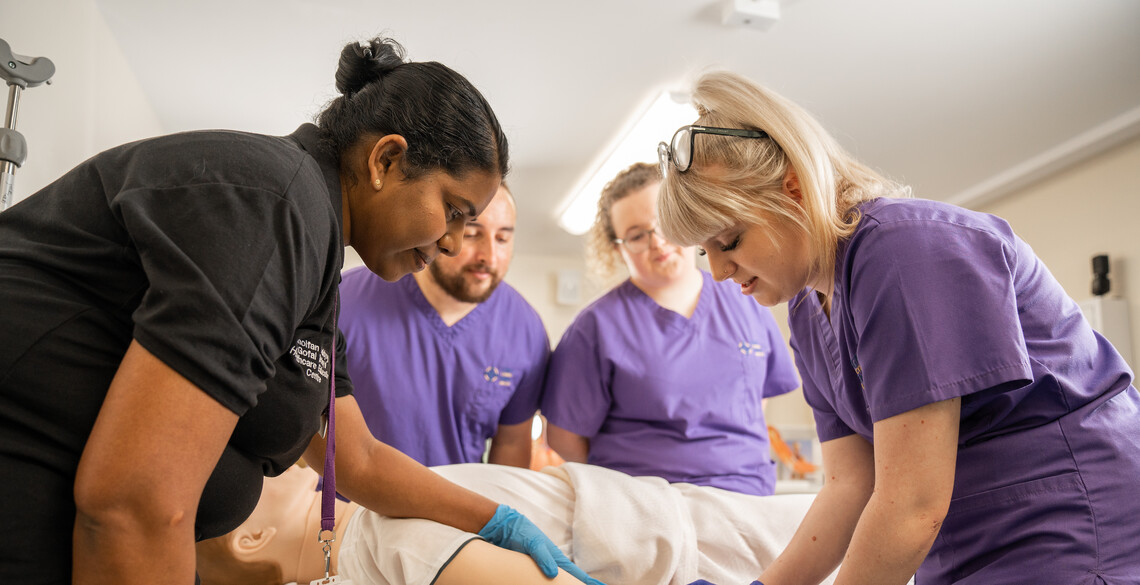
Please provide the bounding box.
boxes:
[318,294,339,578]
[320,349,336,532]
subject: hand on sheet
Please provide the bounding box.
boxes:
[478,504,607,585]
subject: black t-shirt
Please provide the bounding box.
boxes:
[0,123,353,564]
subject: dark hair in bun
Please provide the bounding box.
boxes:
[317,36,509,181]
[333,37,405,96]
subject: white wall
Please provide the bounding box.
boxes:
[5,0,164,204]
[976,135,1140,370]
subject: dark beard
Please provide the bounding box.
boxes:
[430,262,501,304]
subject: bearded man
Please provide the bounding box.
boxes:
[339,183,548,467]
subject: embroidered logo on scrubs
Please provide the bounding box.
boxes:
[289,337,330,384]
[851,356,865,390]
[483,366,515,387]
[738,341,768,357]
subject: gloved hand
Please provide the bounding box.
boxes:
[478,504,606,585]
[687,581,765,585]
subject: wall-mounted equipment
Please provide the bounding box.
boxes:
[1077,254,1134,370]
[1,38,56,211]
[722,0,782,30]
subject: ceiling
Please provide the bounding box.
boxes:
[92,0,1140,256]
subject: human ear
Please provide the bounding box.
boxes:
[367,134,409,191]
[233,527,279,557]
[783,169,802,202]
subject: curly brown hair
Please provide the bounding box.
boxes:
[586,162,662,280]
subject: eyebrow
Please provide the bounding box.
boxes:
[447,189,479,219]
[620,222,655,237]
[466,221,514,233]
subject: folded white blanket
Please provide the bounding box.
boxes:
[554,463,831,585]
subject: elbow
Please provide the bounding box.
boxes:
[74,475,194,544]
[874,486,952,542]
[920,498,950,537]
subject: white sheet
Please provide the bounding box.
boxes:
[337,463,836,585]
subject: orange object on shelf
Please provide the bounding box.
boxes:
[768,425,819,477]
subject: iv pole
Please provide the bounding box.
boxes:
[1,38,55,211]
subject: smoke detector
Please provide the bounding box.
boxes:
[722,0,781,30]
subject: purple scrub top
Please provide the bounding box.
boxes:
[338,267,550,466]
[542,270,800,496]
[789,198,1140,584]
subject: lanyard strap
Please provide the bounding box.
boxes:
[320,293,339,534]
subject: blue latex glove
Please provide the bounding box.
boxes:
[687,581,765,585]
[478,504,606,585]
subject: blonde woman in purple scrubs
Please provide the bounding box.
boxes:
[659,71,1140,585]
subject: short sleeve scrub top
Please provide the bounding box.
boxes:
[543,271,800,496]
[788,198,1140,584]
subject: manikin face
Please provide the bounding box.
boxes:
[348,135,501,282]
[609,181,697,289]
[227,464,320,581]
[428,184,516,303]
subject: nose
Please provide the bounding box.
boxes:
[706,250,735,282]
[437,222,464,258]
[472,233,494,261]
[647,229,668,251]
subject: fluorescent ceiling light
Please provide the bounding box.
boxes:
[557,90,697,236]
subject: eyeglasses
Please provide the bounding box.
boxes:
[657,124,769,176]
[613,226,664,254]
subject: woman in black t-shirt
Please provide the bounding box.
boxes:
[0,37,599,585]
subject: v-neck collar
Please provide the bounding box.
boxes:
[622,270,711,333]
[403,275,485,337]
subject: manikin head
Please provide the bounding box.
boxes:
[196,465,353,585]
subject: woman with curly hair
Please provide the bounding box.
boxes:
[541,162,799,497]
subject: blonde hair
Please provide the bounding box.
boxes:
[658,71,910,296]
[586,162,662,280]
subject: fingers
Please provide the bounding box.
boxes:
[552,547,606,585]
[528,539,559,579]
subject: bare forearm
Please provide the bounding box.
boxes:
[760,482,866,585]
[831,494,940,585]
[487,438,531,468]
[833,398,959,585]
[307,436,497,534]
[488,421,534,468]
[72,341,235,584]
[546,425,588,463]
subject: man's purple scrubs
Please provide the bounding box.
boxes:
[789,198,1140,584]
[543,271,800,495]
[339,267,549,465]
